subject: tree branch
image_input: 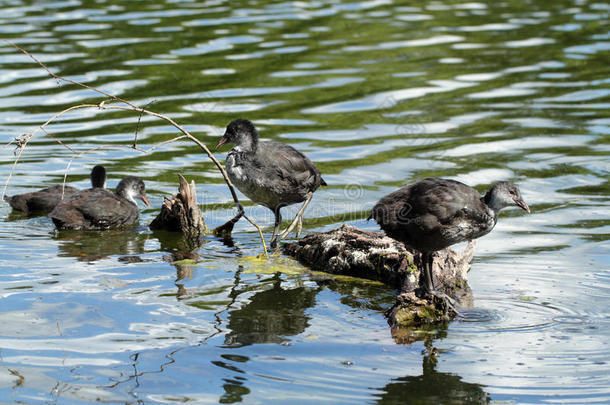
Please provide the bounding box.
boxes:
[2,43,267,255]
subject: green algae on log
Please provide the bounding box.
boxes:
[282,225,476,327]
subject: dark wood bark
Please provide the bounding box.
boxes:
[149,174,208,239]
[283,225,476,326]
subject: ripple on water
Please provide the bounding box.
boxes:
[454,297,569,333]
[443,296,610,402]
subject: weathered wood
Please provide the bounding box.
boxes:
[283,225,476,326]
[149,174,208,238]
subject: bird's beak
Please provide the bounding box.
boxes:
[216,134,228,149]
[515,198,530,213]
[140,194,151,207]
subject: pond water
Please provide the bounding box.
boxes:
[0,0,609,403]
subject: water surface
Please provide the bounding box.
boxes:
[0,0,608,403]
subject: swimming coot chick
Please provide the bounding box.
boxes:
[217,119,326,247]
[4,165,107,214]
[369,178,529,306]
[50,176,149,230]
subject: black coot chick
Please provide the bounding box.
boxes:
[369,178,529,307]
[50,176,150,230]
[217,119,326,247]
[4,165,107,214]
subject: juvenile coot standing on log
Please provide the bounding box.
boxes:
[369,177,529,308]
[50,176,150,230]
[216,119,326,248]
[4,165,107,214]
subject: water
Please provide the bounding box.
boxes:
[0,0,608,403]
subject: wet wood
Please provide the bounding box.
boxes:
[283,224,476,326]
[149,174,208,238]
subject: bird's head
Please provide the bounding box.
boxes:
[116,176,150,207]
[216,119,259,152]
[486,181,530,213]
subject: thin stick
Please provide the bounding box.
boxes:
[5,41,137,109]
[133,100,156,148]
[2,45,268,254]
[3,139,28,201]
[2,104,96,200]
[95,104,268,255]
[95,102,250,217]
[41,127,75,153]
[244,215,268,256]
[59,136,189,196]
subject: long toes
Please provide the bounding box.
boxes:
[430,290,459,315]
[270,234,278,249]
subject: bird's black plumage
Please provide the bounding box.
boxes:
[4,165,107,214]
[217,119,326,246]
[50,176,149,230]
[369,177,529,302]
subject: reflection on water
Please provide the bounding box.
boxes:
[224,274,319,347]
[0,0,609,403]
[376,349,490,404]
[55,228,148,261]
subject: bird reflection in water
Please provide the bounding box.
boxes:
[224,273,320,347]
[54,229,148,262]
[376,340,491,404]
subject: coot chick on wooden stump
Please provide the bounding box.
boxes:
[369,178,529,310]
[50,176,150,230]
[216,119,326,248]
[4,165,107,214]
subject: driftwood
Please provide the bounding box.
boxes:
[149,174,208,239]
[283,225,476,327]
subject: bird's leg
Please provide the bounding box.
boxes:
[279,191,313,240]
[270,208,282,249]
[424,252,436,293]
[296,215,303,238]
[422,252,459,315]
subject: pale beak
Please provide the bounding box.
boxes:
[216,134,228,149]
[140,194,151,207]
[515,198,530,213]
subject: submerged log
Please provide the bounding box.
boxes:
[149,174,208,238]
[283,225,476,327]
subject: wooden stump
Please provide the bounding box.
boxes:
[149,174,208,239]
[283,225,476,326]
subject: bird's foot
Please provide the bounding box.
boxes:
[426,290,460,316]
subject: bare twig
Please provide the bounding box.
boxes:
[133,100,156,148]
[2,103,98,199]
[5,41,137,109]
[95,102,268,256]
[41,127,75,153]
[8,369,25,388]
[2,44,268,255]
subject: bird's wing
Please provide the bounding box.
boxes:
[81,193,135,228]
[416,179,495,241]
[408,179,474,222]
[257,141,323,189]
